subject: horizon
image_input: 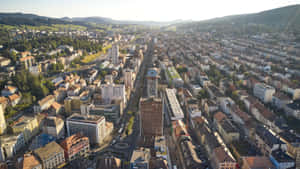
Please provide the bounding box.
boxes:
[0,0,300,22]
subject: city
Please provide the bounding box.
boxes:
[0,1,300,169]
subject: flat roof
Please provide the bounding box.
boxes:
[165,88,184,120]
[67,113,104,124]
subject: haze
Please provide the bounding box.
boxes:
[1,0,300,21]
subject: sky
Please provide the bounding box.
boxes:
[0,0,300,21]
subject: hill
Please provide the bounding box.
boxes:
[176,5,300,33]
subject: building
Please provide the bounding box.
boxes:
[29,133,56,151]
[178,136,205,169]
[19,56,34,69]
[211,146,237,169]
[140,97,163,136]
[43,116,65,139]
[242,156,275,169]
[96,155,122,169]
[147,68,159,97]
[0,105,6,135]
[87,102,123,124]
[38,95,55,111]
[253,83,275,103]
[0,133,25,161]
[60,133,89,161]
[110,44,119,65]
[66,113,106,145]
[11,115,39,143]
[1,85,17,97]
[16,153,42,169]
[164,66,183,87]
[124,69,135,89]
[270,149,295,169]
[101,83,126,105]
[34,141,65,169]
[164,88,184,121]
[130,147,151,169]
[0,57,11,67]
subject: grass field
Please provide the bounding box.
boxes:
[81,44,112,63]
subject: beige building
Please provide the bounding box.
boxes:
[43,116,65,139]
[0,105,6,135]
[11,115,39,143]
[34,141,65,169]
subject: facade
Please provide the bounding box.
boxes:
[96,155,122,169]
[110,44,119,65]
[34,141,65,169]
[253,83,275,103]
[0,105,6,135]
[12,116,39,143]
[38,95,55,111]
[0,133,25,161]
[66,113,106,145]
[43,116,65,139]
[124,69,135,89]
[60,133,89,161]
[130,148,151,169]
[88,102,123,124]
[147,68,159,97]
[270,149,295,169]
[140,97,163,136]
[211,146,237,169]
[101,83,126,105]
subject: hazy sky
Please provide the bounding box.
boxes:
[0,0,300,21]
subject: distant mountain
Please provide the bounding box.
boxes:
[0,13,69,26]
[0,12,190,27]
[176,4,300,33]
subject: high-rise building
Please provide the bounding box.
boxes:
[124,69,135,89]
[147,68,159,97]
[101,83,126,105]
[110,44,119,65]
[66,113,106,145]
[0,104,6,135]
[139,97,163,136]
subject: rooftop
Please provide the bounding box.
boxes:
[67,113,105,124]
[243,156,275,169]
[165,88,184,120]
[34,141,64,160]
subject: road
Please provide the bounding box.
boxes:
[93,38,155,168]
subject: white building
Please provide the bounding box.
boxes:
[66,113,106,145]
[0,105,6,135]
[254,83,275,103]
[164,88,184,121]
[101,83,126,104]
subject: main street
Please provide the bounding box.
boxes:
[93,37,155,168]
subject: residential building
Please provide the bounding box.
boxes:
[110,44,119,65]
[60,133,89,161]
[242,156,276,169]
[43,116,65,139]
[96,155,122,169]
[130,147,151,169]
[66,113,106,145]
[11,115,39,143]
[8,94,21,107]
[29,133,56,151]
[140,97,163,136]
[211,146,237,169]
[0,57,10,67]
[253,83,275,103]
[38,95,55,111]
[1,85,17,97]
[0,105,6,135]
[16,153,42,169]
[101,83,126,105]
[270,149,295,169]
[34,141,65,169]
[124,69,135,89]
[147,68,159,97]
[87,101,123,124]
[0,133,25,161]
